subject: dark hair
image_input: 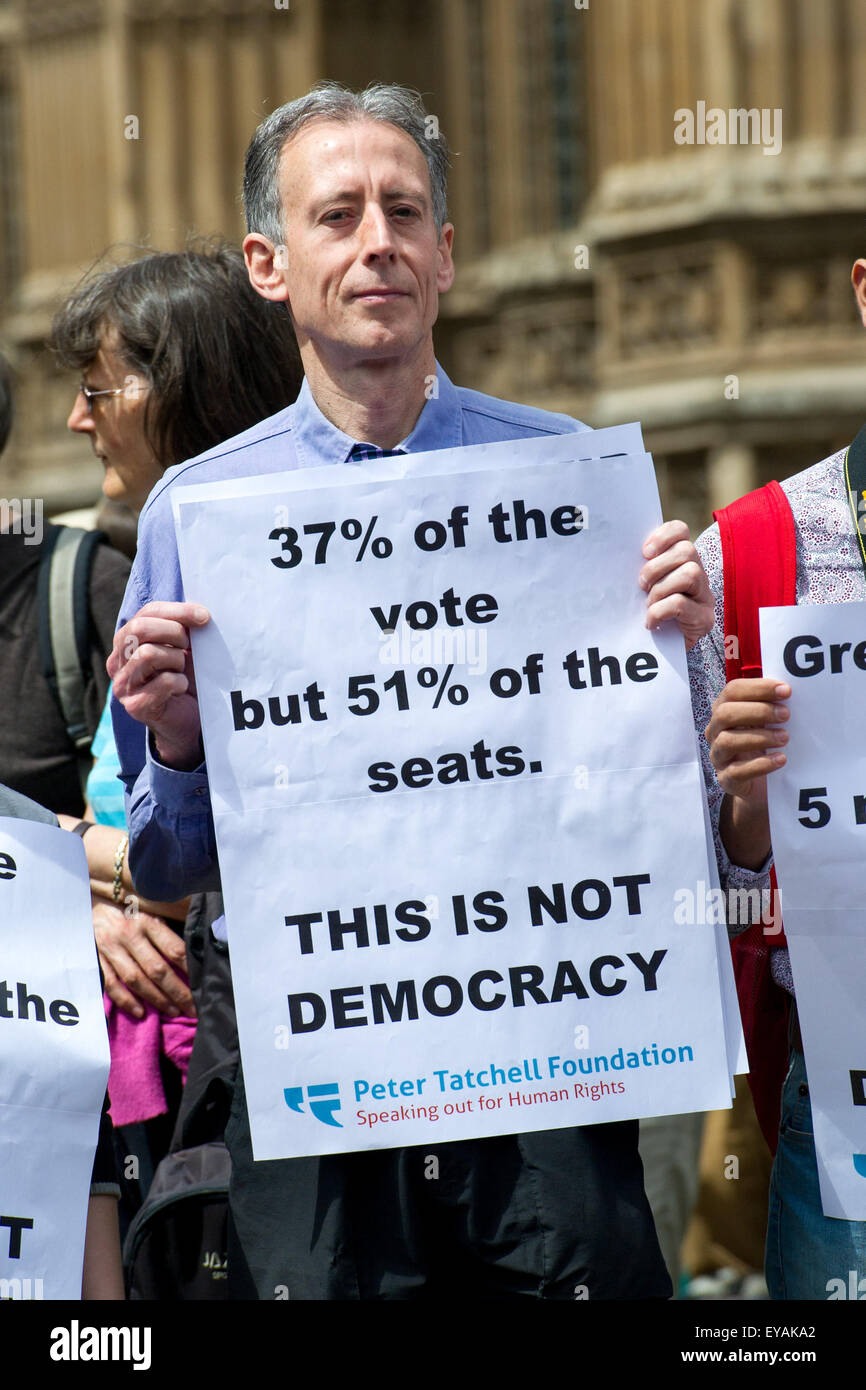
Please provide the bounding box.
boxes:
[0,352,13,456]
[94,498,139,561]
[243,81,449,245]
[50,242,302,468]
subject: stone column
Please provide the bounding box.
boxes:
[847,0,866,135]
[439,0,478,260]
[483,0,524,247]
[186,16,226,240]
[797,0,835,139]
[271,0,323,114]
[138,22,181,248]
[706,442,755,512]
[102,0,136,246]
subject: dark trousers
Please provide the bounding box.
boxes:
[225,1059,671,1301]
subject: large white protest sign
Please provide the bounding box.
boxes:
[761,603,866,1220]
[174,431,734,1159]
[0,818,109,1297]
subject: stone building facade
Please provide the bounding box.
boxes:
[1,0,865,533]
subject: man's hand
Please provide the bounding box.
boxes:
[639,521,714,649]
[705,677,791,798]
[704,677,791,870]
[108,601,209,769]
[92,896,196,1020]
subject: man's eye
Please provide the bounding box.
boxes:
[323,209,351,223]
[392,206,418,218]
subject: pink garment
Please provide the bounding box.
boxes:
[105,996,195,1127]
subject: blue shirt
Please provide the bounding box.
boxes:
[113,362,586,899]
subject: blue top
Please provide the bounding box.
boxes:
[86,697,128,829]
[112,362,586,900]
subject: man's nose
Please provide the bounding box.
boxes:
[67,389,93,434]
[359,204,396,258]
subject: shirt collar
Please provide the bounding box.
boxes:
[291,360,463,468]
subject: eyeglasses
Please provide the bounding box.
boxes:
[78,379,146,413]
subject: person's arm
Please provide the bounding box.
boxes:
[686,524,776,927]
[122,735,220,900]
[111,515,220,901]
[705,677,791,871]
[81,1195,124,1300]
[56,814,189,919]
[55,813,195,1018]
[82,1091,124,1298]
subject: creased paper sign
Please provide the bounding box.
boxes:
[762,602,866,1220]
[0,818,109,1298]
[174,430,733,1158]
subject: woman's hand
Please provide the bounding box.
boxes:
[92,896,195,1019]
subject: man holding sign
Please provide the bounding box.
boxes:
[692,255,866,1299]
[110,83,714,1299]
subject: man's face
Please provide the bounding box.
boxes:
[273,119,454,370]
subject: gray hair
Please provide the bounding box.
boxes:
[243,81,450,244]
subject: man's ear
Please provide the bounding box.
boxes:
[851,260,866,328]
[244,233,291,304]
[437,223,455,294]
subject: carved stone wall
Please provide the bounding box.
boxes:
[1,0,865,537]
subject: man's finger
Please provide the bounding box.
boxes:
[710,728,789,770]
[114,645,188,693]
[644,592,714,648]
[642,519,690,558]
[639,540,699,592]
[137,600,210,625]
[706,699,790,737]
[114,673,192,723]
[717,750,786,794]
[644,558,707,606]
[108,604,209,678]
[714,678,791,704]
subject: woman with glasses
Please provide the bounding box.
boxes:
[50,242,302,1237]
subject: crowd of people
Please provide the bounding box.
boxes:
[1,80,863,1300]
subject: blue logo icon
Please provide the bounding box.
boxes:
[284,1082,342,1128]
[853,1154,866,1178]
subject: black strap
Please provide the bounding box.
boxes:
[37,524,107,799]
[844,423,866,580]
[70,530,106,706]
[36,523,63,709]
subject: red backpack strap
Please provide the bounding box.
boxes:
[714,480,797,681]
[712,481,797,1152]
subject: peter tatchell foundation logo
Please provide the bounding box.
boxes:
[284,1081,343,1127]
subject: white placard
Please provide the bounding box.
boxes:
[761,601,866,1219]
[174,432,733,1159]
[0,818,110,1298]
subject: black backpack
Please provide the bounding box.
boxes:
[122,1141,231,1300]
[123,892,238,1300]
